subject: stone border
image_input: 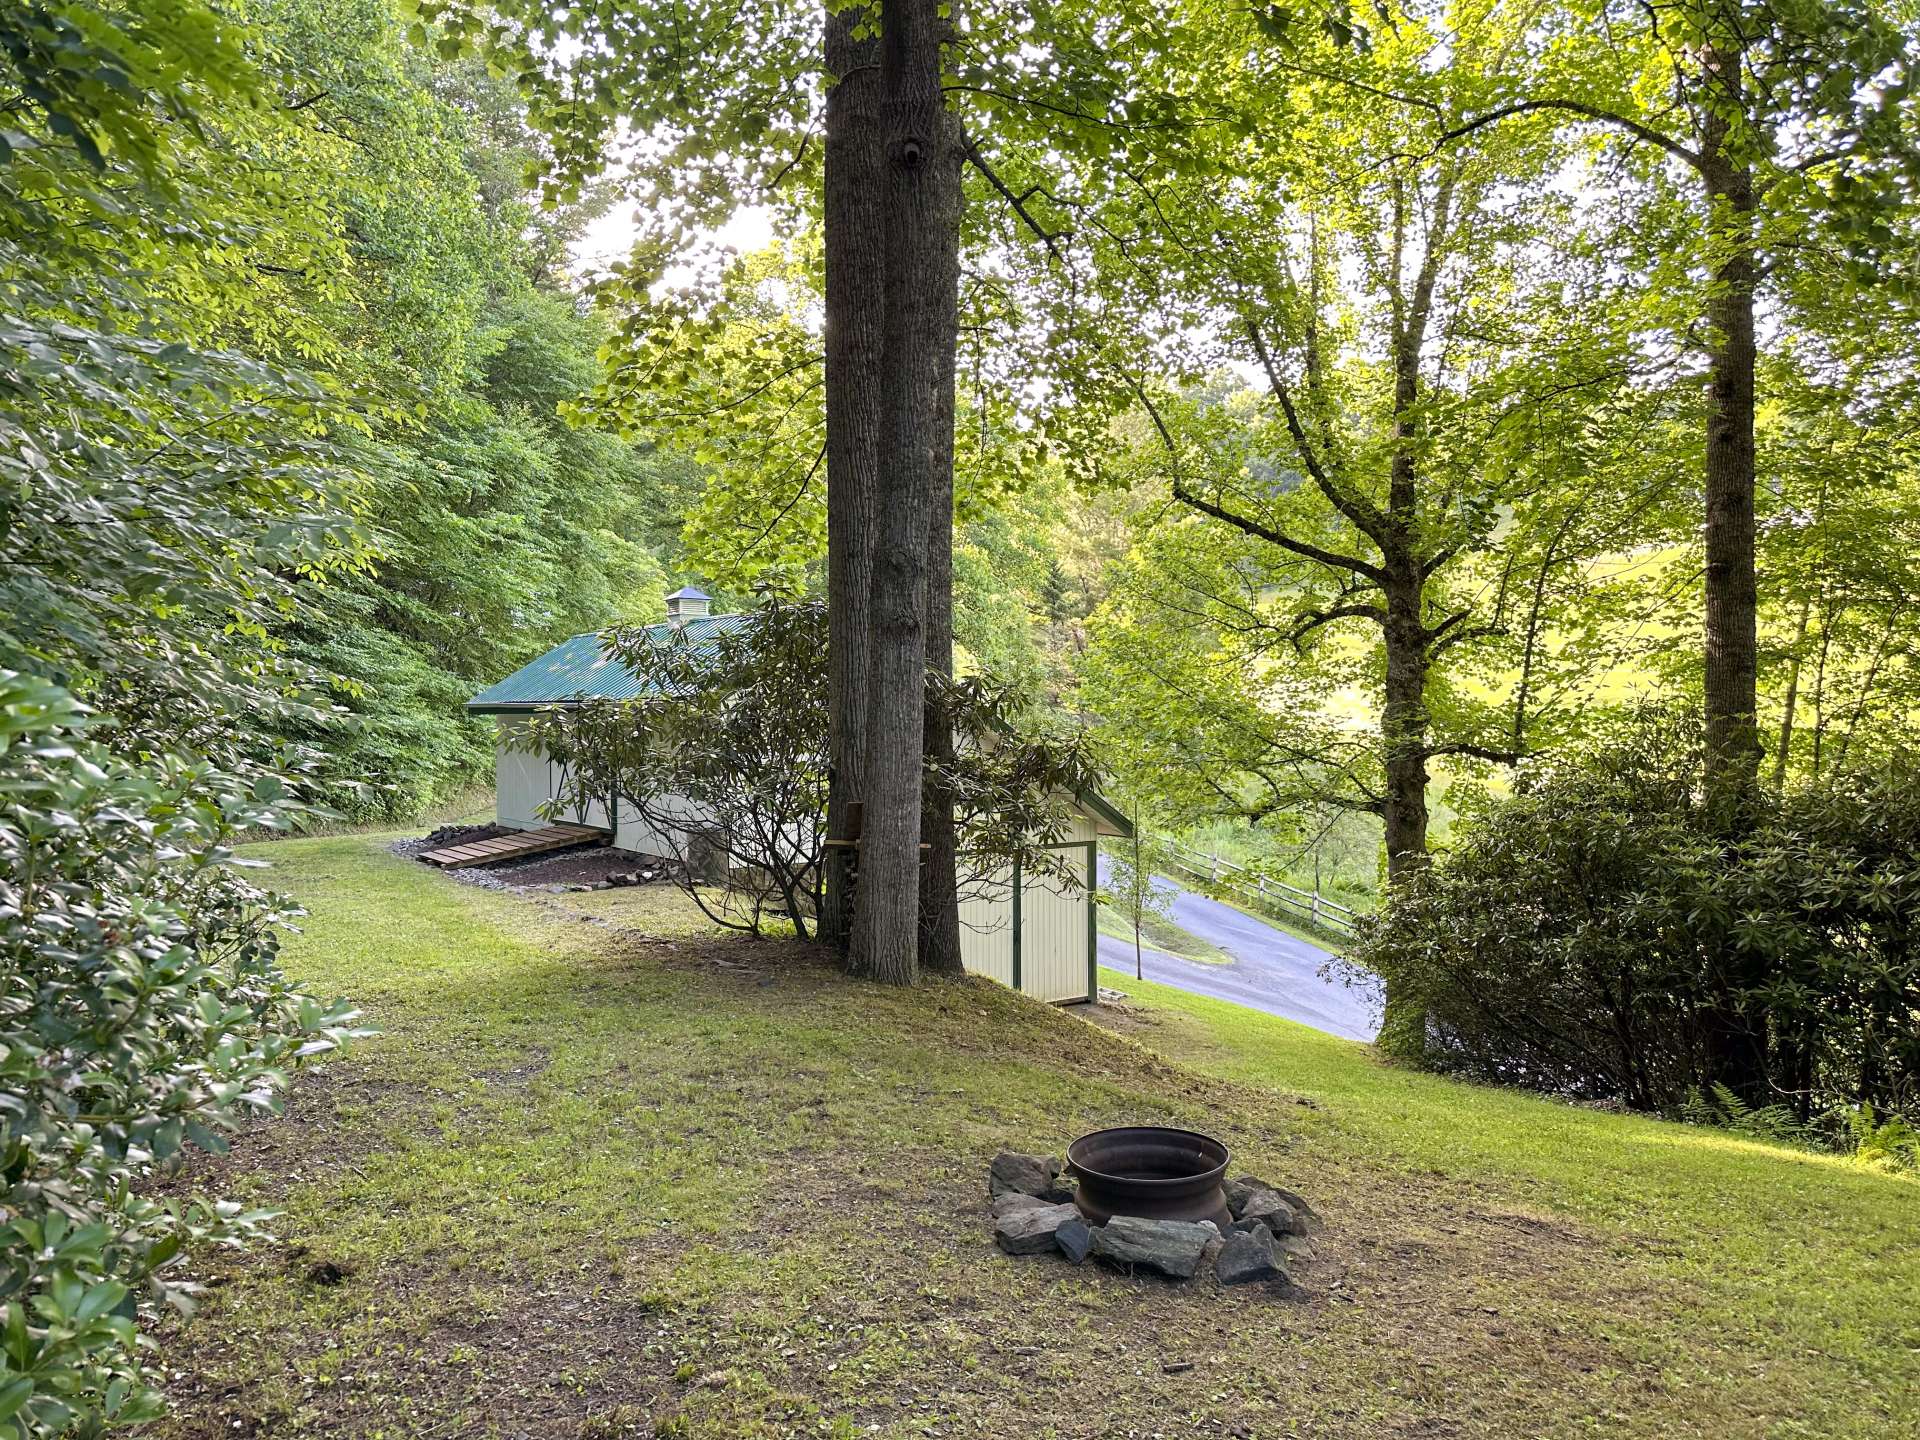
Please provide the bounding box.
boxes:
[988,1151,1320,1289]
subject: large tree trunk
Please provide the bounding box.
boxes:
[919,319,964,975]
[849,0,961,983]
[1377,573,1431,1059]
[1699,64,1762,820]
[820,5,885,951]
[1376,277,1434,1060]
[1697,48,1768,1098]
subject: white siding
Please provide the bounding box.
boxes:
[493,720,679,858]
[1058,812,1100,844]
[494,722,552,829]
[1020,845,1094,1003]
[955,845,1095,1005]
[495,724,604,829]
[612,792,712,863]
[958,868,1016,987]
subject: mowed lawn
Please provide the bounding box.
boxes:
[151,836,1918,1440]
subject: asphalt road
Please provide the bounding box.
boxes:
[1096,859,1380,1043]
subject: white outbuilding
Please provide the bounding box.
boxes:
[466,588,1131,1004]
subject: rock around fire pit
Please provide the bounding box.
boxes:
[988,1129,1321,1288]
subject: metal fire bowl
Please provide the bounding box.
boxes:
[1066,1125,1233,1230]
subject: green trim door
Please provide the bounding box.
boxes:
[1013,840,1098,1005]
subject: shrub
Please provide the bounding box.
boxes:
[533,597,1106,940]
[1679,1083,1817,1147]
[1845,1105,1920,1174]
[0,675,362,1438]
[536,599,834,936]
[1349,716,1920,1127]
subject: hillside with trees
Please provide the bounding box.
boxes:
[2,0,1917,1433]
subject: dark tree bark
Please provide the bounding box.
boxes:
[1369,179,1451,1059]
[1696,39,1768,1099]
[849,0,962,983]
[1699,55,1762,819]
[1377,574,1432,1053]
[820,5,885,950]
[919,313,964,975]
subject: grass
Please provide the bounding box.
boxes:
[544,880,760,937]
[151,835,1920,1440]
[1094,901,1232,964]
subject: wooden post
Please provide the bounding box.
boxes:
[1084,840,1098,1003]
[1010,853,1023,994]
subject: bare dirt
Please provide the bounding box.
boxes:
[387,826,675,889]
[482,846,674,887]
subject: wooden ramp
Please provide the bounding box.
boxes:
[420,822,609,870]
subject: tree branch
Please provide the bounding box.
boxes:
[1424,741,1523,764]
[1429,621,1505,656]
[1245,318,1394,547]
[1435,99,1702,171]
[1289,602,1388,649]
[964,138,1071,265]
[942,83,1197,132]
[1127,376,1387,584]
[763,115,819,192]
[1171,481,1389,585]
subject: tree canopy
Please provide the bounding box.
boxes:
[5,0,1920,1423]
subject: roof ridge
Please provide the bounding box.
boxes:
[566,611,746,640]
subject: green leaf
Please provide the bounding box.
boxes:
[0,1379,32,1424]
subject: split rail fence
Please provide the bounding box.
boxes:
[1156,840,1361,942]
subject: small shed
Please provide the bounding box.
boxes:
[465,588,1131,1004]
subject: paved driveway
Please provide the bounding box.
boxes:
[1096,859,1380,1043]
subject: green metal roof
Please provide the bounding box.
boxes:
[466,615,747,712]
[467,613,1133,836]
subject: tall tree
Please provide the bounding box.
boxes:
[1055,12,1656,1052]
[428,0,1207,980]
[850,0,964,982]
[821,1,965,976]
[820,6,885,948]
[918,303,966,975]
[1430,0,1917,813]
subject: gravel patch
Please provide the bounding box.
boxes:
[390,826,677,892]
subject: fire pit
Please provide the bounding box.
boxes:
[1066,1125,1232,1230]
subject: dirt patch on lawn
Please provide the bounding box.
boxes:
[391,825,676,890]
[151,926,1679,1440]
[481,846,674,888]
[158,1137,1654,1440]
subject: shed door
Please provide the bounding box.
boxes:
[955,846,1096,1005]
[1017,842,1096,1004]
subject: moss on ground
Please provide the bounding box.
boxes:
[149,836,1919,1440]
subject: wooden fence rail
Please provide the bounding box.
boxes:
[1156,840,1360,941]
